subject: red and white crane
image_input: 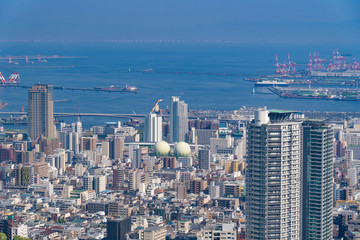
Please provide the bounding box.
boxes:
[275,54,281,75]
[0,72,20,85]
[0,73,6,84]
[275,54,296,75]
[307,52,313,71]
[150,99,163,114]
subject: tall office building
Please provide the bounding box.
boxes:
[109,136,125,160]
[129,145,141,168]
[170,96,188,143]
[28,84,56,140]
[106,217,131,240]
[145,113,162,142]
[246,109,301,240]
[198,149,210,170]
[302,120,333,240]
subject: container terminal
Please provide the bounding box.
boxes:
[246,50,360,87]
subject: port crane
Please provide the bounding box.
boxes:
[0,72,20,85]
[307,50,360,72]
[275,54,297,76]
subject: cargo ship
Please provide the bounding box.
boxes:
[94,85,121,91]
[101,85,121,91]
[255,80,289,87]
[93,85,139,93]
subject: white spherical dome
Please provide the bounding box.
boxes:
[174,142,191,157]
[155,141,170,156]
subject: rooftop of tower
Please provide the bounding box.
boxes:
[268,109,300,122]
[269,109,296,113]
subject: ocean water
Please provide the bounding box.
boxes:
[0,42,359,128]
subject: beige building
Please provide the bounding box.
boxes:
[203,223,237,240]
[108,202,132,217]
[140,226,166,240]
[80,136,97,151]
[177,220,190,234]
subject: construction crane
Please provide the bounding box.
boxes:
[150,99,163,114]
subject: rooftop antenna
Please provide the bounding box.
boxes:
[78,102,81,122]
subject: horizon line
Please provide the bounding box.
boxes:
[0,39,359,45]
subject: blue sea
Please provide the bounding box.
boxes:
[0,42,359,128]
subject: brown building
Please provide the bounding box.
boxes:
[39,137,60,155]
[162,157,176,169]
[27,84,56,140]
[224,183,243,197]
[108,136,125,160]
[177,185,187,200]
[188,119,219,130]
[14,150,34,164]
[33,162,49,178]
[81,136,97,151]
[108,202,132,217]
[113,167,125,190]
[190,179,207,194]
[335,140,347,157]
[0,145,14,162]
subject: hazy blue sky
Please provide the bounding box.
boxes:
[1,0,359,43]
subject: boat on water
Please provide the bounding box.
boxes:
[122,85,139,93]
[255,80,289,87]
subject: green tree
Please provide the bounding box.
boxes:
[0,233,7,240]
[13,236,31,240]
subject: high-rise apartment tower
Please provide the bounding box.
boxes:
[170,96,188,143]
[145,113,162,142]
[27,84,56,140]
[302,120,333,240]
[246,109,301,240]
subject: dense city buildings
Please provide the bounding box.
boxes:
[2,84,360,239]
